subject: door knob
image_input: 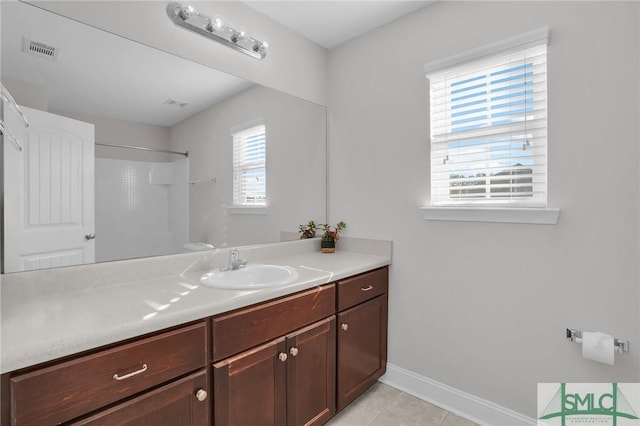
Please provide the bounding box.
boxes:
[85,233,96,240]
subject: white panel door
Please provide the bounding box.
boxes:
[3,103,95,272]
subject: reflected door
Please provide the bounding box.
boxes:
[3,104,95,272]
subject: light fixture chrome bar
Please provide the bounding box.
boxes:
[166,2,267,60]
[0,120,23,152]
[96,143,188,157]
[1,83,29,128]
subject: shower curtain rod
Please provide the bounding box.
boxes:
[96,143,188,157]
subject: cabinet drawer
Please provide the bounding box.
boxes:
[11,321,207,426]
[70,370,209,426]
[213,284,335,361]
[337,267,388,311]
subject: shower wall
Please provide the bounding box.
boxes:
[95,158,189,262]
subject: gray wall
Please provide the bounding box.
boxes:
[1,76,48,111]
[54,110,173,163]
[170,85,326,248]
[327,1,639,417]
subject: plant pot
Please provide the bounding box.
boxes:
[321,239,335,254]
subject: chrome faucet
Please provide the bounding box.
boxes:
[221,248,247,271]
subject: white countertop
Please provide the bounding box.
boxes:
[1,239,391,373]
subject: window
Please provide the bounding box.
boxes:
[232,124,266,207]
[427,31,548,208]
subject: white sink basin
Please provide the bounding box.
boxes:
[200,264,299,290]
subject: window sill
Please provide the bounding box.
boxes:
[419,206,560,224]
[229,206,268,215]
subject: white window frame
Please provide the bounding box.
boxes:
[421,27,559,224]
[231,122,267,213]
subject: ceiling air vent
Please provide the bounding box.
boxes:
[22,38,58,61]
[163,98,189,108]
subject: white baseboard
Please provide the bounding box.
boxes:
[379,363,537,426]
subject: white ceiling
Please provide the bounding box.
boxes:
[244,1,434,49]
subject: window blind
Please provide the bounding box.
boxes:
[428,44,547,207]
[232,124,266,206]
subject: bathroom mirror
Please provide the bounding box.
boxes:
[0,2,326,273]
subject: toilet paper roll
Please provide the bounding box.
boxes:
[582,331,615,365]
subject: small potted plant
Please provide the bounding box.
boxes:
[320,221,346,253]
[298,220,318,239]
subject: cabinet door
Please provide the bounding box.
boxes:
[337,295,388,411]
[286,317,336,426]
[71,371,209,426]
[214,337,287,426]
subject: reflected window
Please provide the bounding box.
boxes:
[232,124,266,206]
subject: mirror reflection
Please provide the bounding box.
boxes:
[1,2,326,273]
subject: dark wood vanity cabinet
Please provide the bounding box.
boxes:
[3,266,389,426]
[336,267,389,411]
[7,321,209,426]
[212,285,336,426]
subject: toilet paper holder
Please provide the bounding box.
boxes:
[566,328,629,353]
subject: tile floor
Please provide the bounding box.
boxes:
[326,382,478,426]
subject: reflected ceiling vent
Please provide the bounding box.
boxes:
[22,38,58,61]
[163,98,189,108]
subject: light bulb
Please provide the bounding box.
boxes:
[178,4,196,20]
[212,17,225,32]
[230,30,246,43]
[231,30,247,43]
[253,40,268,54]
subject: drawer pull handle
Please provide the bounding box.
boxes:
[290,347,299,357]
[341,323,349,331]
[195,389,208,402]
[361,285,374,292]
[113,363,148,381]
[278,352,288,362]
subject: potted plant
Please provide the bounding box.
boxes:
[320,221,346,253]
[298,220,318,239]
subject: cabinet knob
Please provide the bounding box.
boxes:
[278,352,288,362]
[290,347,299,357]
[195,389,208,402]
[341,323,349,331]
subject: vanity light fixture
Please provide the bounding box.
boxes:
[166,2,268,60]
